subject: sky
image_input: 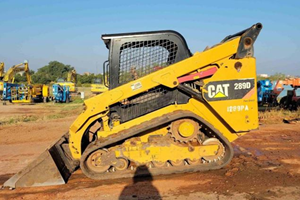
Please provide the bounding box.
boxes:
[0,0,299,75]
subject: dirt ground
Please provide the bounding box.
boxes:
[0,104,300,200]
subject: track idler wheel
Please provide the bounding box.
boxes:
[86,150,110,173]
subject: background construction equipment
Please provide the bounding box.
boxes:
[2,61,49,104]
[0,62,4,97]
[2,61,32,104]
[52,84,71,103]
[257,78,300,110]
[56,69,77,93]
[257,79,280,107]
[278,78,300,110]
[91,78,108,94]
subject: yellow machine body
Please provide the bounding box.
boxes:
[0,81,3,96]
[91,78,108,94]
[66,69,77,93]
[42,85,49,97]
[59,82,76,93]
[11,84,49,104]
[3,23,262,189]
[69,38,259,159]
[0,62,4,78]
[55,70,77,93]
[91,83,108,94]
[30,84,49,98]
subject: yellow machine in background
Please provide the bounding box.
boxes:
[0,62,4,77]
[2,61,32,103]
[3,62,32,84]
[0,62,4,96]
[91,78,108,94]
[57,69,77,93]
[2,60,49,103]
[4,23,262,188]
[31,83,49,103]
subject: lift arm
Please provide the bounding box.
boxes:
[3,61,31,84]
[67,69,77,83]
[0,62,4,78]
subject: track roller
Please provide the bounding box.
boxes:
[114,157,129,171]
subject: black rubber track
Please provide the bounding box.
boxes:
[80,110,234,180]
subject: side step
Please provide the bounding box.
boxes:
[2,135,78,189]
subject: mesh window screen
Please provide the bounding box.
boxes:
[119,40,178,84]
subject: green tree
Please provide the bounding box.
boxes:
[257,73,287,82]
[31,61,73,84]
[13,60,105,85]
[14,70,35,83]
[77,73,105,84]
[14,73,27,82]
[268,73,286,81]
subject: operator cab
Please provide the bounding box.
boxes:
[101,30,193,89]
[93,78,102,84]
[57,78,66,83]
[101,30,193,123]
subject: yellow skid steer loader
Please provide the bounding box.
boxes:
[3,23,262,188]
